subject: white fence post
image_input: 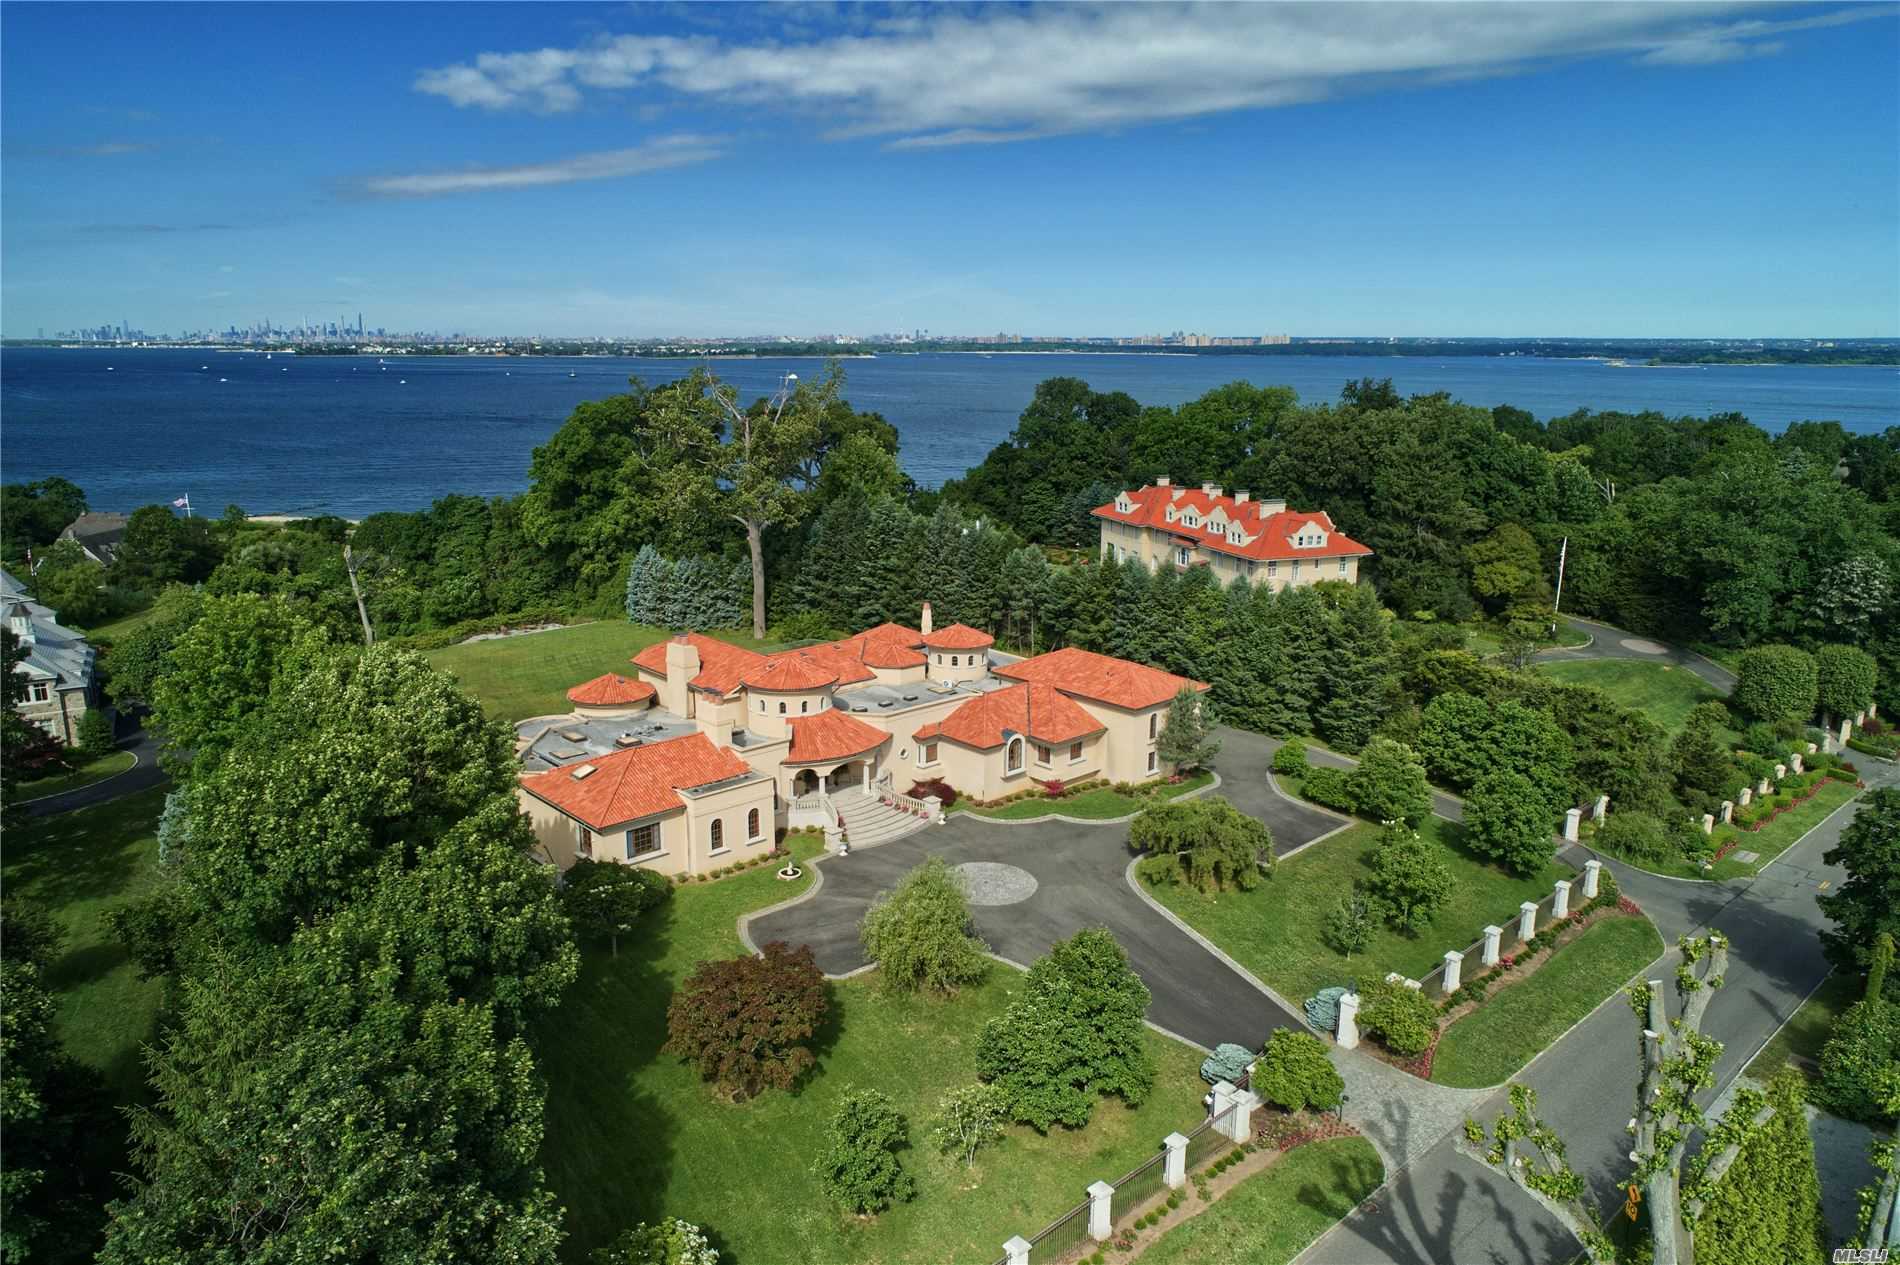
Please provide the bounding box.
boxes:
[1518,901,1537,941]
[1442,950,1464,995]
[1563,808,1582,841]
[1336,992,1361,1050]
[1164,1132,1189,1189]
[1719,800,1733,825]
[1592,794,1609,823]
[1552,880,1571,919]
[1582,860,1601,900]
[1088,1181,1115,1241]
[1004,1236,1031,1265]
[1481,925,1503,966]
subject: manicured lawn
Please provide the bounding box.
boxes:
[538,835,1210,1265]
[14,748,137,801]
[962,772,1217,821]
[1534,659,1723,734]
[1139,1137,1384,1265]
[2,788,168,1104]
[1146,816,1575,1004]
[1745,969,1861,1087]
[76,602,163,644]
[1430,915,1663,1088]
[425,621,776,721]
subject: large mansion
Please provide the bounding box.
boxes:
[515,605,1207,876]
[1094,479,1371,589]
[3,567,100,746]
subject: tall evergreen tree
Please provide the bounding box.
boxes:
[1317,582,1396,751]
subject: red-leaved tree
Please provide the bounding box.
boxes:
[663,941,828,1099]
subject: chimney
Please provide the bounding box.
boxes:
[1259,498,1287,516]
[662,635,700,717]
[920,602,933,636]
[1234,491,1250,504]
[1155,476,1170,487]
[1201,481,1219,497]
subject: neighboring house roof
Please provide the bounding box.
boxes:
[996,647,1207,711]
[913,682,1105,751]
[566,673,656,708]
[785,707,888,765]
[1092,484,1373,563]
[858,621,925,648]
[630,632,766,697]
[922,622,995,650]
[742,653,840,692]
[518,732,754,831]
[0,568,29,600]
[3,588,97,693]
[57,512,130,565]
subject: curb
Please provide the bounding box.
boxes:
[16,747,146,808]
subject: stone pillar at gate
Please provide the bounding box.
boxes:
[1739,787,1753,807]
[1564,808,1582,842]
[1552,880,1571,919]
[1336,992,1361,1050]
[1582,860,1602,899]
[1720,800,1733,825]
[1442,950,1464,995]
[1592,795,1609,824]
[1518,901,1537,941]
[1482,924,1503,966]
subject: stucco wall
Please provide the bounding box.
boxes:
[1097,521,1362,591]
[518,772,775,877]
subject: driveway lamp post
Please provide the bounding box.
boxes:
[1337,1091,1350,1123]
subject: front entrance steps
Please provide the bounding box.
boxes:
[831,787,933,851]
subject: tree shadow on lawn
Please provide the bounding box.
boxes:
[537,901,681,1262]
[6,789,165,914]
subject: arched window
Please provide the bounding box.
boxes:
[747,808,761,840]
[1006,737,1024,774]
[759,698,766,712]
[801,699,809,713]
[710,819,724,851]
[951,655,959,667]
[779,701,787,714]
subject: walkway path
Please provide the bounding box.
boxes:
[23,729,166,816]
[1299,756,1893,1265]
[1536,614,1739,693]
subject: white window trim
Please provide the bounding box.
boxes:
[917,741,940,768]
[1004,737,1026,776]
[746,809,766,843]
[1147,751,1159,774]
[1034,743,1052,768]
[1068,741,1087,765]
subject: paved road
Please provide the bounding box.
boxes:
[748,728,1344,1052]
[1209,728,1359,849]
[23,729,167,816]
[1537,615,1739,693]
[1301,760,1894,1265]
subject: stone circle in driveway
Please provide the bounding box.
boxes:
[1619,637,1669,655]
[956,861,1038,906]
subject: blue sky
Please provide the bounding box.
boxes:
[3,1,1896,338]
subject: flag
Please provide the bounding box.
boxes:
[171,497,190,508]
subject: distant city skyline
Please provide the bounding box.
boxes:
[3,2,1897,338]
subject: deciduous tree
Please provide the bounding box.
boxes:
[664,942,828,1099]
[859,856,989,994]
[1128,796,1272,891]
[1364,821,1453,933]
[813,1088,914,1213]
[1464,771,1557,875]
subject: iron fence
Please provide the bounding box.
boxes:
[1029,1199,1092,1263]
[1110,1150,1167,1222]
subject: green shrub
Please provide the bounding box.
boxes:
[1359,976,1438,1057]
[859,856,989,994]
[75,708,116,758]
[1364,821,1454,934]
[1815,644,1878,725]
[1464,771,1558,875]
[1301,765,1357,813]
[1200,1042,1254,1086]
[1814,998,1900,1125]
[1346,738,1433,825]
[1253,1030,1344,1112]
[1596,811,1676,865]
[1127,797,1272,892]
[1693,1069,1827,1265]
[1273,739,1309,776]
[1734,645,1819,726]
[813,1087,916,1213]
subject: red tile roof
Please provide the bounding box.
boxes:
[922,622,995,650]
[913,682,1105,751]
[785,707,889,765]
[566,673,657,708]
[858,621,924,648]
[996,647,1208,711]
[767,643,878,687]
[829,632,927,669]
[519,732,754,830]
[741,654,839,691]
[630,633,767,697]
[1092,484,1372,563]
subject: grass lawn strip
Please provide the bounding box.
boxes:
[15,748,138,800]
[1133,1137,1384,1265]
[539,833,1210,1265]
[962,772,1216,822]
[1533,659,1722,734]
[1585,777,1860,881]
[1430,914,1663,1088]
[1144,816,1574,1006]
[425,621,777,721]
[1744,969,1861,1087]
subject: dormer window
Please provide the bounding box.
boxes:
[1115,496,1132,513]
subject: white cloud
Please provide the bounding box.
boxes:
[411,3,1893,146]
[357,133,726,197]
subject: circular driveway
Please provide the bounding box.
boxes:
[745,730,1346,1052]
